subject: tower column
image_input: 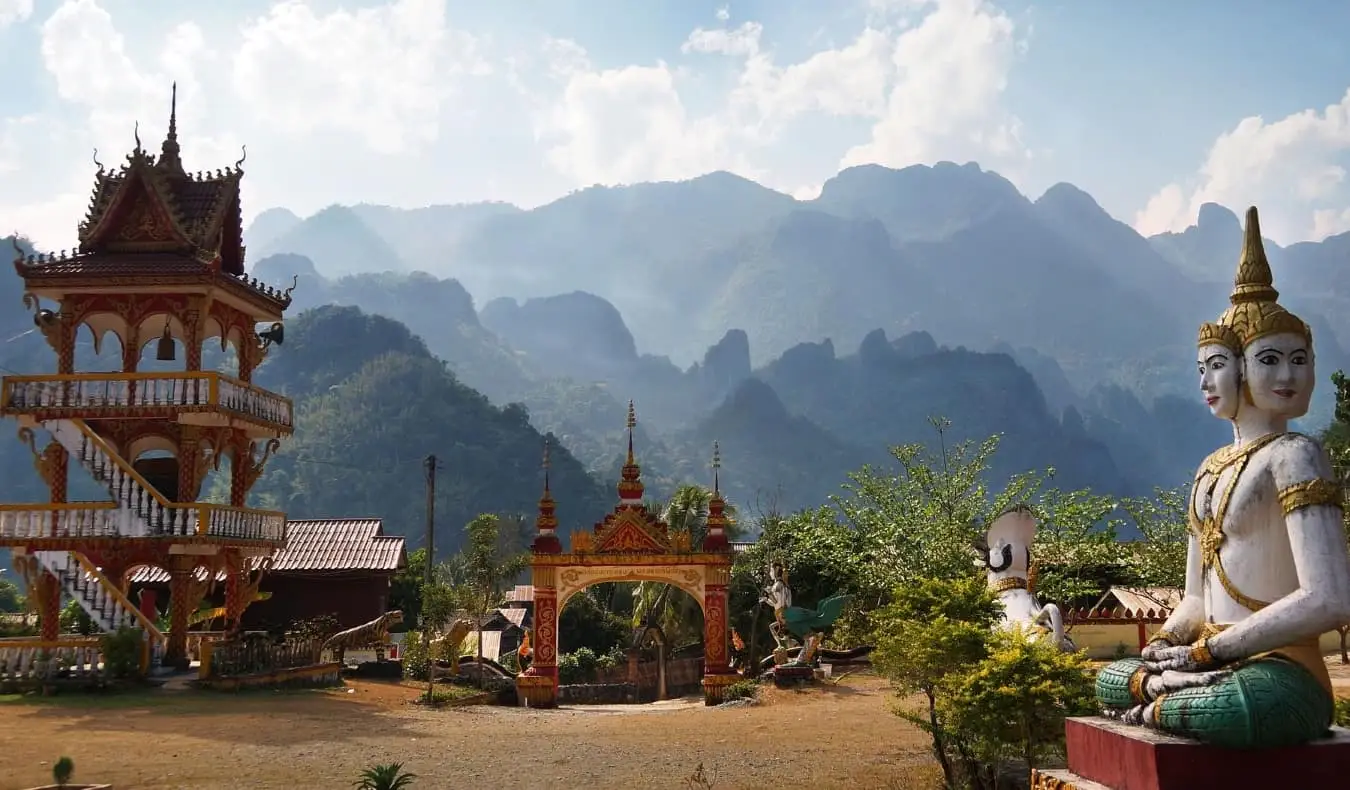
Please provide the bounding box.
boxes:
[164,555,195,669]
[517,564,559,708]
[701,565,736,705]
[37,570,62,642]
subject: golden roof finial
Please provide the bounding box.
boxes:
[542,436,551,493]
[1230,206,1279,306]
[1216,206,1311,348]
[626,400,637,465]
[712,440,721,495]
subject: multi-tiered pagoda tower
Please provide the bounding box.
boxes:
[0,86,293,670]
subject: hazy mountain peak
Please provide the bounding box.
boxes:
[1196,202,1240,232]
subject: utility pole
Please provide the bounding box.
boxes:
[424,454,437,589]
[423,454,437,705]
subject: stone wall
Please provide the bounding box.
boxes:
[558,682,639,705]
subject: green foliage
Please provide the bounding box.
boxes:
[0,579,22,613]
[99,626,145,680]
[558,647,600,685]
[286,613,342,642]
[871,575,1002,790]
[354,762,417,790]
[1031,487,1130,608]
[938,629,1097,772]
[872,576,1002,695]
[1118,486,1190,590]
[722,679,759,702]
[401,629,432,682]
[1334,697,1350,728]
[559,589,630,655]
[388,548,428,626]
[53,756,74,787]
[60,600,95,636]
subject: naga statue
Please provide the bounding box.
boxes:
[759,561,850,668]
[974,505,1075,652]
[1096,206,1350,749]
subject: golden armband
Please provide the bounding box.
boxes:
[1148,628,1182,647]
[1277,478,1343,516]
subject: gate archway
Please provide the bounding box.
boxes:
[516,404,736,707]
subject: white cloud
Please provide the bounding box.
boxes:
[1134,88,1350,246]
[535,0,1027,193]
[0,0,30,27]
[5,0,1034,252]
[232,0,489,155]
[840,0,1028,179]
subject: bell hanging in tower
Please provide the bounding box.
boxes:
[155,318,176,361]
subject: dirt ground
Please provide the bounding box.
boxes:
[0,673,940,790]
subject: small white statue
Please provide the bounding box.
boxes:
[1096,206,1350,749]
[976,505,1075,652]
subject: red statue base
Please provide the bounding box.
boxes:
[1031,717,1350,790]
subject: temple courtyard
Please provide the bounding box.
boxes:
[0,673,940,790]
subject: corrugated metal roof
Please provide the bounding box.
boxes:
[505,585,534,603]
[1102,586,1182,615]
[128,519,407,583]
[464,630,502,662]
[498,608,527,628]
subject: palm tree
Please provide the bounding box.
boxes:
[630,485,740,646]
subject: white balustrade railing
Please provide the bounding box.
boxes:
[0,639,104,684]
[34,551,165,668]
[199,507,287,543]
[0,505,123,539]
[2,372,292,429]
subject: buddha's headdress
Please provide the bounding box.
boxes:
[1196,321,1241,352]
[1216,207,1311,349]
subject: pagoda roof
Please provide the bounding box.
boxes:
[19,84,256,282]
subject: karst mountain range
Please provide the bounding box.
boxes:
[5,161,1348,545]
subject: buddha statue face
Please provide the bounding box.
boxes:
[1197,343,1243,420]
[1242,331,1314,419]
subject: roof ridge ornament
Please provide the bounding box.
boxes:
[157,82,185,176]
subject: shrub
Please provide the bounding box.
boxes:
[938,628,1097,776]
[355,762,416,790]
[401,630,431,682]
[53,756,74,787]
[101,626,146,680]
[557,647,599,685]
[1335,698,1350,728]
[722,680,759,702]
[287,613,341,642]
[60,600,95,635]
[499,650,519,674]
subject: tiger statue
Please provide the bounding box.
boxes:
[430,618,474,676]
[322,610,404,665]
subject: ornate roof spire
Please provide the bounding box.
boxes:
[157,82,185,176]
[703,440,730,552]
[1217,206,1310,347]
[531,436,561,554]
[617,400,644,504]
[1230,206,1278,305]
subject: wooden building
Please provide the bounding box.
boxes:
[129,518,406,630]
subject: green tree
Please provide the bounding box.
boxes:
[938,630,1097,781]
[631,484,740,646]
[0,578,22,613]
[389,548,428,626]
[1119,486,1190,591]
[1321,370,1350,662]
[417,580,471,701]
[871,575,1002,790]
[461,514,530,687]
[1030,487,1129,609]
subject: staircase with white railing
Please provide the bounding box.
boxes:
[34,550,165,666]
[43,418,196,538]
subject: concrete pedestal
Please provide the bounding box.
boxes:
[1030,717,1350,790]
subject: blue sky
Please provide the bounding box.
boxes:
[2,0,1350,258]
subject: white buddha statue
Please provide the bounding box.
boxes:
[976,506,1075,652]
[1096,206,1350,748]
